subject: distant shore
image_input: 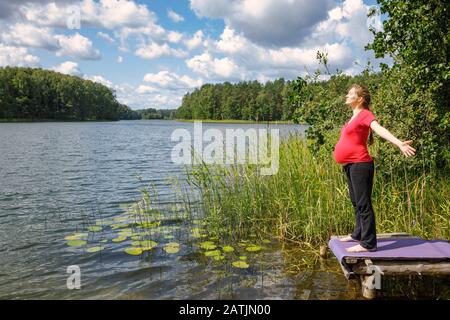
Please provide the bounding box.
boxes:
[175,119,297,124]
[0,118,119,123]
[0,118,303,125]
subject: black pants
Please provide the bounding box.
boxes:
[343,161,377,250]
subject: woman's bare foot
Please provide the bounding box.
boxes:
[339,235,357,242]
[346,244,374,253]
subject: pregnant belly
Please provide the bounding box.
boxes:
[334,141,368,164]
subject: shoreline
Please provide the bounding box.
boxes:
[174,119,299,124]
[0,118,120,123]
[0,118,304,125]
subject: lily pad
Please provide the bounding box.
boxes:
[112,235,127,242]
[262,239,271,244]
[232,261,249,269]
[199,241,217,250]
[118,230,132,237]
[246,245,262,252]
[141,240,158,251]
[164,235,174,240]
[67,240,87,247]
[125,247,143,255]
[131,240,141,247]
[64,233,88,241]
[213,255,225,261]
[87,226,102,232]
[204,250,221,257]
[87,246,104,253]
[139,221,161,229]
[163,242,180,254]
[100,239,108,243]
[239,256,247,260]
[222,246,234,253]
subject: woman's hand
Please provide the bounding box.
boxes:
[398,140,416,157]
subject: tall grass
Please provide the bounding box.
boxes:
[186,133,450,245]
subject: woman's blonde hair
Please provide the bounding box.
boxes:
[351,84,374,146]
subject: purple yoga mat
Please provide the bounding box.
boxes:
[328,237,450,263]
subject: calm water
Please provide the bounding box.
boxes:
[0,120,363,299]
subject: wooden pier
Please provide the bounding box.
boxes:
[328,233,450,299]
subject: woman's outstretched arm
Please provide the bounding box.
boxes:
[370,121,416,157]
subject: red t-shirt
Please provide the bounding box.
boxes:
[333,109,377,164]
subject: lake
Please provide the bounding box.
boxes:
[0,120,363,299]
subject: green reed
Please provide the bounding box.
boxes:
[186,133,450,245]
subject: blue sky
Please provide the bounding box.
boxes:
[0,0,387,109]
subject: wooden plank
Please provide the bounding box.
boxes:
[352,261,450,276]
[377,232,412,238]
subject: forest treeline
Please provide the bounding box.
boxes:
[175,79,296,121]
[0,67,134,121]
[119,107,176,120]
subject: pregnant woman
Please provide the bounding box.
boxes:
[333,84,416,253]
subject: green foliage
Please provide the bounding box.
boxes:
[0,66,132,121]
[366,0,450,173]
[176,79,293,121]
[137,108,176,120]
[289,0,449,175]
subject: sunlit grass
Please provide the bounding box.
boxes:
[186,133,450,245]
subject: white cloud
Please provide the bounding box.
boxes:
[51,61,82,76]
[197,0,387,82]
[186,52,244,80]
[83,74,113,88]
[312,0,375,48]
[214,27,352,71]
[22,0,157,30]
[167,31,183,43]
[168,9,185,23]
[1,23,59,50]
[0,44,40,67]
[136,85,158,94]
[115,83,183,109]
[81,0,156,29]
[135,42,187,60]
[117,55,123,63]
[55,33,101,60]
[190,0,334,47]
[143,71,203,90]
[97,31,115,44]
[0,22,101,61]
[183,30,205,50]
[216,26,247,54]
[189,0,234,19]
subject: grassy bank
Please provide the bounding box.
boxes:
[175,119,296,124]
[186,134,450,245]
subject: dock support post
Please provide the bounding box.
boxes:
[361,275,377,299]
